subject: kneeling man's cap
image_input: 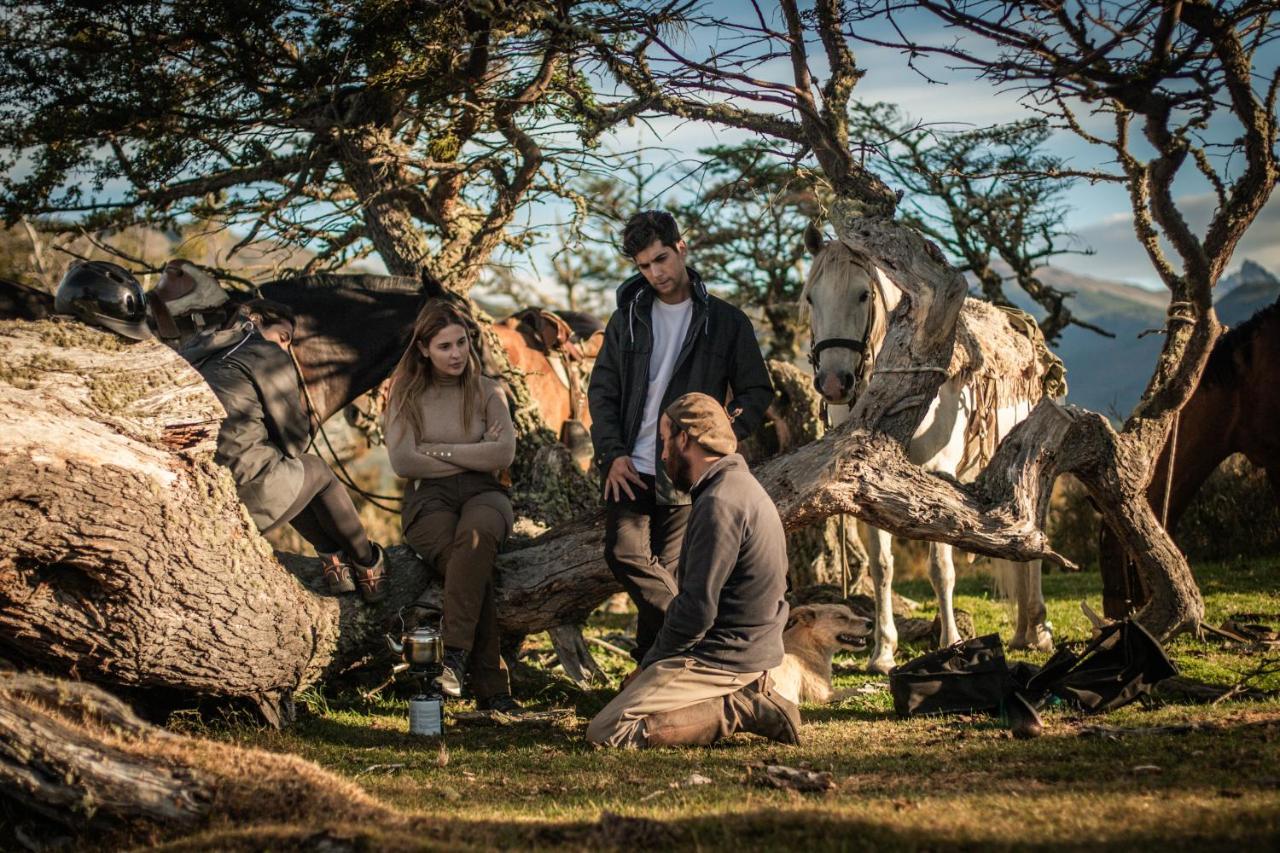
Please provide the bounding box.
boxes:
[664,392,737,455]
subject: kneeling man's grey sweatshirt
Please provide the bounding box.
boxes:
[641,453,789,673]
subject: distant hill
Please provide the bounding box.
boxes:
[999,267,1166,417]
[999,260,1279,417]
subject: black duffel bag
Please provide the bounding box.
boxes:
[1022,619,1178,713]
[889,620,1178,721]
[889,634,1015,717]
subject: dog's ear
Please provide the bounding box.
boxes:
[785,606,817,631]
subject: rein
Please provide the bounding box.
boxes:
[288,344,404,512]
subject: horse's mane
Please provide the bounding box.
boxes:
[801,239,878,302]
[1202,293,1280,388]
[802,239,889,359]
[264,272,425,295]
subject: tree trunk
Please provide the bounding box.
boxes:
[336,124,435,278]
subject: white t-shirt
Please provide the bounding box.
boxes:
[631,297,694,474]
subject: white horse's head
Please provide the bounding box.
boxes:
[802,225,891,407]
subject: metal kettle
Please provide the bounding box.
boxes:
[385,625,444,667]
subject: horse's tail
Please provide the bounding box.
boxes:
[990,558,1019,603]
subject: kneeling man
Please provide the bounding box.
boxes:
[587,392,797,748]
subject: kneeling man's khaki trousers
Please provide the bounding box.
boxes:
[586,657,760,748]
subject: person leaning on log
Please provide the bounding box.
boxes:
[382,299,522,715]
[183,298,388,602]
[587,211,774,675]
[586,393,799,748]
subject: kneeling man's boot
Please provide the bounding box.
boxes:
[642,697,734,747]
[728,674,802,745]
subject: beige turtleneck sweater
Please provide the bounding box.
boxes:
[385,375,516,480]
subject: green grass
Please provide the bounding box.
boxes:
[215,556,1280,850]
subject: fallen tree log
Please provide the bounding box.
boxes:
[0,669,415,847]
[0,319,617,718]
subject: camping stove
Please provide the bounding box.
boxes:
[386,624,445,736]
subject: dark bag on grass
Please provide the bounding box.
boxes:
[888,620,1177,720]
[889,634,1014,717]
[1021,619,1177,713]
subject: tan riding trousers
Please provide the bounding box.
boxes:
[586,657,760,748]
[402,471,513,700]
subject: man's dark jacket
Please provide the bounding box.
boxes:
[189,326,311,530]
[587,267,773,505]
[640,453,789,672]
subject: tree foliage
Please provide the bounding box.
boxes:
[678,142,827,358]
[0,0,657,289]
[848,104,1106,343]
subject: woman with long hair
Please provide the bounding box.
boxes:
[385,299,519,712]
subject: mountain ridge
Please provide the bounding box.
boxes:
[998,260,1279,416]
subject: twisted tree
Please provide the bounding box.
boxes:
[846,104,1108,343]
[0,1,663,290]
[578,0,1277,637]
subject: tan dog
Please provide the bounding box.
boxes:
[771,603,872,704]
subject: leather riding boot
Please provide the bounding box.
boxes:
[641,696,735,747]
[435,647,469,699]
[726,674,802,745]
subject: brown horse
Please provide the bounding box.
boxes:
[1099,296,1280,616]
[493,307,603,469]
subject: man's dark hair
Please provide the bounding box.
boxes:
[622,210,682,258]
[239,298,296,329]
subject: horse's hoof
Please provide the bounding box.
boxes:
[1010,628,1054,653]
[866,656,896,675]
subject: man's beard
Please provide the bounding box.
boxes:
[666,449,694,492]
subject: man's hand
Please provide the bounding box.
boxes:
[604,455,646,502]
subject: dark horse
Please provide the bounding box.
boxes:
[0,277,55,321]
[257,272,438,423]
[1099,296,1280,617]
[0,272,440,424]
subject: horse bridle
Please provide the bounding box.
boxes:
[808,282,878,389]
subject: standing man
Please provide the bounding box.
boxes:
[586,393,796,748]
[588,211,773,668]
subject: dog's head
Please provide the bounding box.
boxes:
[785,603,872,652]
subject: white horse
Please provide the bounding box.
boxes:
[802,230,1055,673]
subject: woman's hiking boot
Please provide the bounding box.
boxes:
[319,552,356,594]
[435,647,469,698]
[352,543,387,603]
[477,693,523,714]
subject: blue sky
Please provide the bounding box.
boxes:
[507,2,1280,295]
